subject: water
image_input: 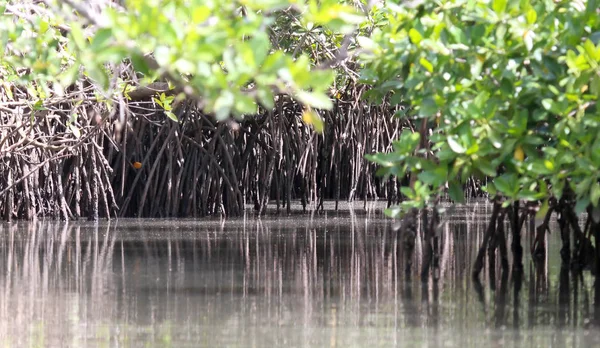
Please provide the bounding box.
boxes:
[0,202,599,347]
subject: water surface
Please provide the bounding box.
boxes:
[1,202,599,347]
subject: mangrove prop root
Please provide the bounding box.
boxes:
[531,201,556,260]
[496,211,509,272]
[558,199,571,265]
[487,211,498,288]
[1,82,409,220]
[421,204,440,282]
[511,200,524,272]
[402,208,418,279]
[472,200,500,280]
[565,204,596,273]
[421,208,432,282]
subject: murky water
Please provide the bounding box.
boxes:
[0,202,599,347]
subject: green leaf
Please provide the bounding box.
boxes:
[517,190,542,201]
[448,181,465,203]
[575,177,592,197]
[591,182,600,207]
[257,87,274,109]
[130,53,152,76]
[494,174,517,196]
[393,130,420,154]
[59,65,81,87]
[475,159,497,177]
[84,63,109,89]
[523,30,533,51]
[249,32,270,66]
[513,108,528,134]
[583,39,599,61]
[295,91,333,110]
[165,111,179,122]
[419,57,433,73]
[418,166,447,187]
[552,180,565,199]
[91,28,113,51]
[526,8,537,24]
[357,36,377,51]
[419,97,437,117]
[174,59,196,74]
[447,136,466,154]
[68,123,81,138]
[591,75,600,97]
[408,28,422,45]
[234,94,258,115]
[154,45,172,67]
[375,166,391,177]
[70,24,86,50]
[384,205,402,219]
[401,187,415,199]
[492,0,507,14]
[470,59,483,77]
[541,99,560,114]
[32,100,45,111]
[483,183,497,196]
[536,199,550,219]
[191,5,210,23]
[214,90,234,120]
[302,109,324,134]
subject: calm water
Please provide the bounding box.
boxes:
[0,202,599,347]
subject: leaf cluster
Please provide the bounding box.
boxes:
[1,0,363,123]
[362,0,600,215]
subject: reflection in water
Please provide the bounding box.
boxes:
[0,203,599,347]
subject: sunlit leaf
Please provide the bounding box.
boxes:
[408,28,422,45]
[70,23,86,50]
[526,8,537,24]
[419,57,433,73]
[357,36,377,51]
[214,90,234,120]
[492,0,507,14]
[302,109,324,134]
[295,91,333,110]
[165,111,179,122]
[249,32,271,67]
[536,199,549,219]
[447,136,466,154]
[68,123,81,138]
[91,28,113,51]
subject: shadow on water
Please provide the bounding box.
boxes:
[0,202,599,347]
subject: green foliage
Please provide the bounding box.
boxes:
[362,0,600,213]
[1,0,362,118]
[4,0,600,216]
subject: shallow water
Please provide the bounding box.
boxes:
[0,202,599,347]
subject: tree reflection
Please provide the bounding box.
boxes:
[0,204,599,346]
